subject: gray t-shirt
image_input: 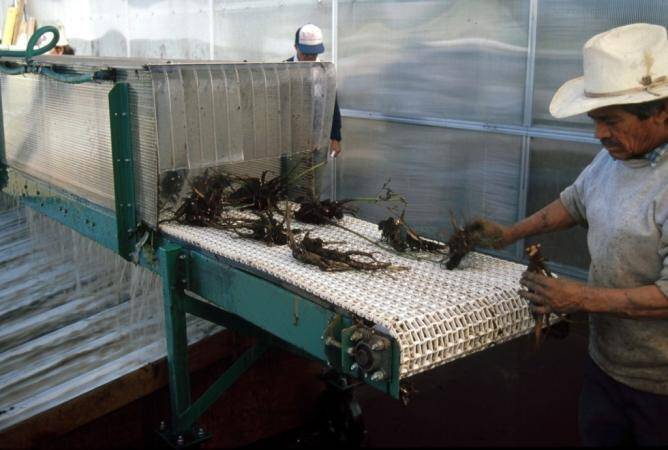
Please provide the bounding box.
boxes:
[560,148,668,395]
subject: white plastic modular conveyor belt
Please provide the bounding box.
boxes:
[160,215,540,379]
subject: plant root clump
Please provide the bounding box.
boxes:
[525,243,560,350]
[225,170,288,211]
[444,212,504,270]
[173,170,233,226]
[295,197,357,225]
[290,232,396,272]
[378,214,446,253]
[213,212,298,246]
[284,203,399,273]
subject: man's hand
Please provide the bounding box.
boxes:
[470,218,512,249]
[519,271,586,314]
[330,139,342,157]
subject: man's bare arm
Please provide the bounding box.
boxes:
[480,199,578,248]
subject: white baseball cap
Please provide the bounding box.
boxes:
[295,24,324,54]
[55,25,69,47]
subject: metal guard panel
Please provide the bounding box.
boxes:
[0,72,116,211]
[160,216,538,380]
[150,62,336,173]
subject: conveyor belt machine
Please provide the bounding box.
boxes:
[0,29,537,447]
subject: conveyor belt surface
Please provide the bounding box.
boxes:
[161,216,536,379]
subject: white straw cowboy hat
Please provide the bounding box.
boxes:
[550,23,668,118]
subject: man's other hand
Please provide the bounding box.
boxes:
[330,139,342,157]
[470,218,511,249]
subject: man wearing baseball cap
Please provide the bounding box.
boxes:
[48,25,75,56]
[478,23,668,445]
[286,24,342,157]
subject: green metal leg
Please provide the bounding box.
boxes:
[158,245,273,446]
[179,340,270,430]
[158,244,192,434]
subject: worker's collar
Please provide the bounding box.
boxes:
[643,142,668,167]
[621,142,668,168]
[293,54,320,62]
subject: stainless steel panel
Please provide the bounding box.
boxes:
[213,0,333,62]
[336,118,522,258]
[338,0,530,125]
[533,0,668,128]
[526,138,599,270]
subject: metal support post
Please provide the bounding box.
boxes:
[157,245,274,447]
[158,244,192,435]
[109,82,138,260]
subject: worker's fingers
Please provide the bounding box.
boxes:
[518,289,547,305]
[519,278,548,296]
[521,271,551,288]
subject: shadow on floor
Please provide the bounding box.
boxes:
[250,319,589,447]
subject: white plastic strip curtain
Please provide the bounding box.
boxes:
[151,62,337,222]
[0,67,161,227]
[0,73,116,211]
[0,205,221,432]
[161,214,538,380]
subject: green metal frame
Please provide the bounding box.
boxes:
[3,169,119,251]
[0,73,403,444]
[109,83,139,260]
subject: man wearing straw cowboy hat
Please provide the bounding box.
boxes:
[480,23,668,445]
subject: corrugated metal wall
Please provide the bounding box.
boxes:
[3,0,668,275]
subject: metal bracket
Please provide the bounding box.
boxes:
[341,324,393,387]
[109,82,138,261]
[156,423,211,449]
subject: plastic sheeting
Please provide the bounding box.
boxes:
[8,0,129,57]
[336,118,522,257]
[213,0,333,62]
[526,138,599,271]
[128,0,210,60]
[338,0,530,125]
[533,0,668,128]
